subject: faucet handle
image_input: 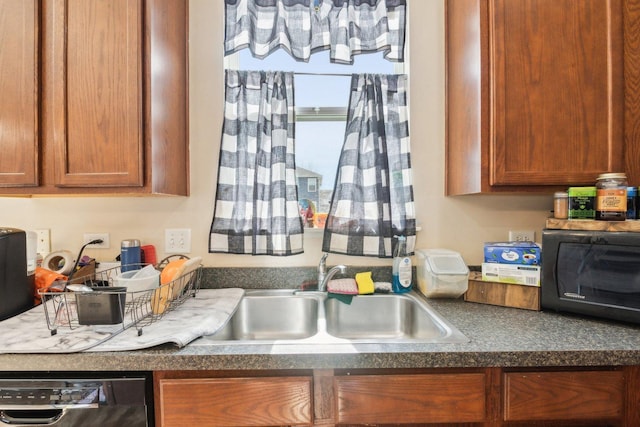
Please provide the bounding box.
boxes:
[318,253,329,271]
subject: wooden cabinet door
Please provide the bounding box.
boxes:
[0,0,39,187]
[491,0,624,187]
[334,373,486,424]
[157,377,313,427]
[446,0,624,194]
[0,0,187,196]
[503,370,624,422]
[47,0,144,188]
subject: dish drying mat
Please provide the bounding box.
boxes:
[0,289,244,354]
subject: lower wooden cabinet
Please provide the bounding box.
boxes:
[503,370,624,423]
[155,373,313,427]
[334,373,486,424]
[155,367,640,426]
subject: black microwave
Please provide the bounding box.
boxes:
[541,228,640,324]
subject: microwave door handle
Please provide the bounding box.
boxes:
[0,409,65,425]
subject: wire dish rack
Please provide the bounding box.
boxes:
[38,264,202,336]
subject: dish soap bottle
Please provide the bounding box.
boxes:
[392,235,412,293]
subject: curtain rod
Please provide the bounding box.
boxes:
[293,71,353,77]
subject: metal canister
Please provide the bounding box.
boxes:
[595,173,627,221]
[568,187,596,220]
[121,239,141,272]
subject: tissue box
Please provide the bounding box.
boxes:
[483,242,541,265]
[481,263,540,286]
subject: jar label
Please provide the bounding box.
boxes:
[596,189,627,212]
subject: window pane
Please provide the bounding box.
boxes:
[296,121,344,190]
[296,121,344,228]
[295,75,350,107]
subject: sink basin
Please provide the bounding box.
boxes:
[205,293,319,341]
[324,293,467,342]
[199,290,468,345]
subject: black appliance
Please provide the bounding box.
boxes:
[542,228,640,324]
[0,372,153,426]
[0,228,33,321]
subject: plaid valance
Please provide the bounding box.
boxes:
[224,0,406,64]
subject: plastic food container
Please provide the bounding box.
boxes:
[114,265,160,292]
[415,249,469,298]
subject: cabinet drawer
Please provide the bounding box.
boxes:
[504,371,624,421]
[335,373,486,424]
[157,376,312,427]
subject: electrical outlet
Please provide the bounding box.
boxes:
[35,229,51,255]
[165,228,191,253]
[83,233,110,249]
[508,230,535,242]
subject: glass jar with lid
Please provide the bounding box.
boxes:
[595,173,628,221]
[553,191,568,219]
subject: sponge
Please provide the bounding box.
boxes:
[355,271,375,295]
[327,278,358,295]
[374,281,392,293]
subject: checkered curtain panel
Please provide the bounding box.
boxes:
[209,70,304,256]
[224,0,406,64]
[322,73,415,257]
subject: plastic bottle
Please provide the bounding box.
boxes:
[392,236,412,293]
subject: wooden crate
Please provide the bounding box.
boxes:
[464,271,540,311]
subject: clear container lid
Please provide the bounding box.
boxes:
[420,249,469,275]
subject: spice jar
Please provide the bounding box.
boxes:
[553,191,568,219]
[595,173,627,221]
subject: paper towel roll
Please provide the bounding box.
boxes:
[42,250,75,276]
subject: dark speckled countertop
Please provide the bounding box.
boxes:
[1,267,640,372]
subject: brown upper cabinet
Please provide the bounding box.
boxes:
[445,0,638,195]
[0,0,188,196]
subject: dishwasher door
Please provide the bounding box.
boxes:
[0,374,152,427]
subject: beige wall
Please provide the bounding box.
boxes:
[0,0,551,268]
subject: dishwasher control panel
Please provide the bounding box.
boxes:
[0,375,151,426]
[0,381,101,407]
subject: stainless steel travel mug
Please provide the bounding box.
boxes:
[121,239,141,272]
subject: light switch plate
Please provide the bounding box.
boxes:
[165,229,191,254]
[35,229,51,255]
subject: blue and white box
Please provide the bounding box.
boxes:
[481,263,541,286]
[483,242,541,265]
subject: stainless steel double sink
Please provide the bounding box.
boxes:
[200,289,468,345]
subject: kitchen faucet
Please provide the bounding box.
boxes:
[317,253,346,292]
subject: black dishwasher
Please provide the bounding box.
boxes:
[0,372,153,426]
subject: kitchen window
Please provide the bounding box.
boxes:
[225,49,403,229]
[212,0,413,256]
